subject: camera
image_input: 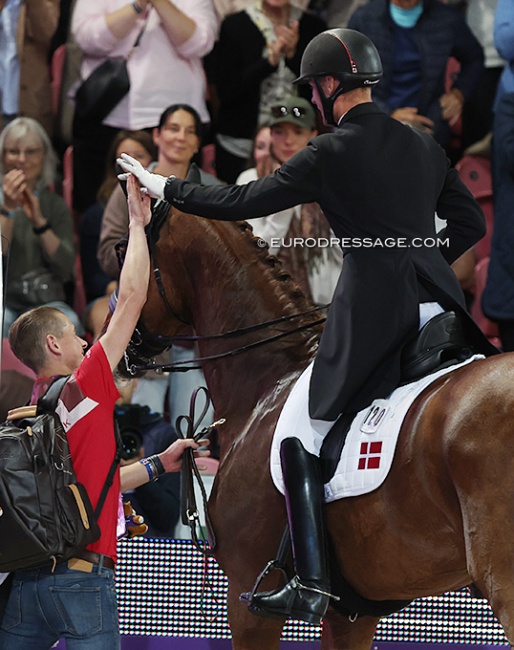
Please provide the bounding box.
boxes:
[114,404,147,460]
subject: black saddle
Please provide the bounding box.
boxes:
[400,310,475,384]
[320,310,475,484]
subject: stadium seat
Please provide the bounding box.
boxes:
[455,155,494,261]
[1,338,36,379]
[201,143,216,177]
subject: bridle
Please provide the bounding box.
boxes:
[119,200,328,376]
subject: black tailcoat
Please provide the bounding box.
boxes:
[165,103,496,420]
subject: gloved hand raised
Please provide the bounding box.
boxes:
[117,153,168,199]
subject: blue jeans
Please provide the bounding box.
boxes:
[0,560,119,649]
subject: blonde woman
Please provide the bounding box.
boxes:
[0,117,80,336]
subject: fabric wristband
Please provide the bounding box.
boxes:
[33,222,51,235]
[139,457,157,482]
[139,455,165,482]
[0,208,15,218]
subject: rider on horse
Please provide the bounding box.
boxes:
[118,28,496,626]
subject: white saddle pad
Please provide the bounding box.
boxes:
[270,355,483,502]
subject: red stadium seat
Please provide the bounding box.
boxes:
[195,457,219,475]
[201,143,216,177]
[1,338,36,379]
[455,155,494,261]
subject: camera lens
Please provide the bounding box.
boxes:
[120,428,143,460]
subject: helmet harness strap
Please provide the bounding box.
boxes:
[314,78,347,127]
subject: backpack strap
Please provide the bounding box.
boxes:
[37,375,122,521]
[37,375,71,412]
[94,422,122,520]
[5,376,69,421]
[7,405,37,421]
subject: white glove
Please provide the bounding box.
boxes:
[116,153,167,199]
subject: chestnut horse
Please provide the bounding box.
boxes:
[128,206,514,649]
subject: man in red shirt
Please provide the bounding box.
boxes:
[0,176,205,649]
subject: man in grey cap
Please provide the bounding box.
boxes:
[267,95,317,164]
[248,95,343,305]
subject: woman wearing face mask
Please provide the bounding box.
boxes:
[238,96,343,306]
[348,0,485,157]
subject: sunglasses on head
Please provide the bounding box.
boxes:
[271,105,308,119]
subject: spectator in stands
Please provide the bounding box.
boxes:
[98,104,221,277]
[0,117,82,337]
[461,0,504,154]
[98,103,218,422]
[491,0,514,107]
[235,122,272,185]
[80,129,156,339]
[212,0,309,21]
[70,0,218,214]
[0,0,60,136]
[324,0,367,29]
[348,0,485,158]
[482,0,514,350]
[237,95,342,305]
[209,0,326,183]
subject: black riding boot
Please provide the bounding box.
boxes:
[243,437,331,625]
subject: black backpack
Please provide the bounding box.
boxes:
[0,376,120,572]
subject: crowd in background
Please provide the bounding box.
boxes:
[0,0,512,536]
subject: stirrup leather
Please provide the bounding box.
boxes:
[239,558,290,605]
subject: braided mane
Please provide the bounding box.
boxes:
[223,219,318,319]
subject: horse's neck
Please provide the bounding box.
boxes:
[176,218,319,421]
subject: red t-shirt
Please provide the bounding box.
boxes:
[32,342,121,562]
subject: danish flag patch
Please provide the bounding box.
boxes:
[358,441,383,470]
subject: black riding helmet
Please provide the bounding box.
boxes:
[294,28,382,126]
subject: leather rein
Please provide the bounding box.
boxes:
[120,200,328,376]
[118,202,327,571]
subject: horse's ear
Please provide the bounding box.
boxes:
[186,162,202,184]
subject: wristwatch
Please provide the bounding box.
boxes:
[33,222,51,235]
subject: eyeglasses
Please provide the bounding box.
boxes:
[4,147,43,159]
[271,105,308,120]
